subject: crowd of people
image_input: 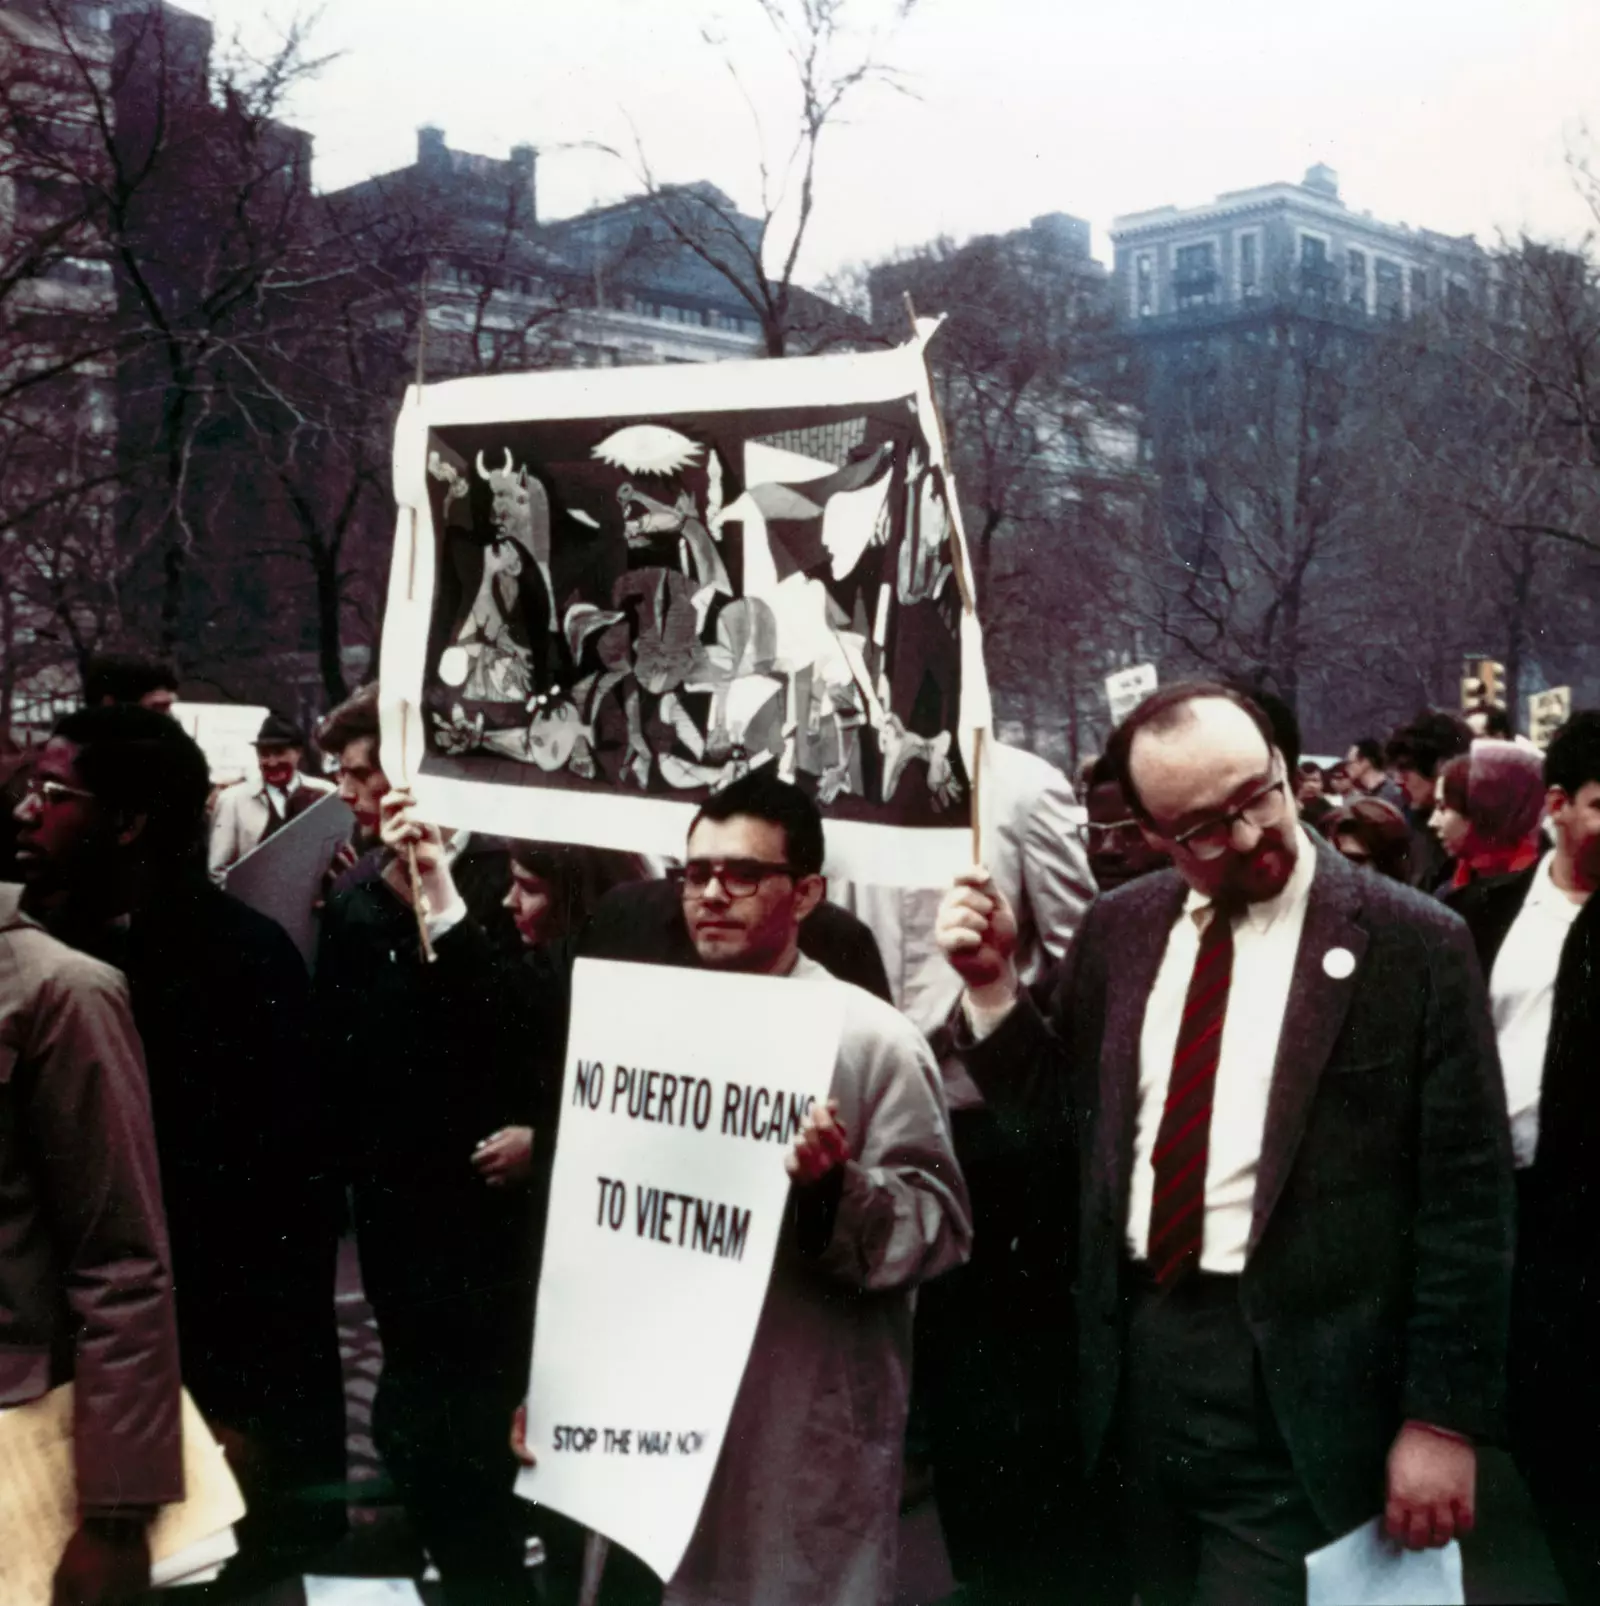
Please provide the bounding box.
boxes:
[2,652,1598,1606]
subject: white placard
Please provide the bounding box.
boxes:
[1104,663,1158,725]
[517,958,845,1581]
[172,702,268,788]
[1527,685,1571,751]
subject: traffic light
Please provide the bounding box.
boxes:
[1460,657,1504,711]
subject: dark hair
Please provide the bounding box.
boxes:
[1545,710,1600,797]
[690,769,825,878]
[1352,737,1384,767]
[52,704,211,867]
[1330,797,1413,881]
[83,652,178,706]
[1437,753,1471,815]
[1301,794,1339,833]
[1385,710,1471,780]
[1475,706,1513,739]
[508,840,647,943]
[1228,681,1301,774]
[1105,681,1279,821]
[316,683,380,759]
[1087,754,1117,790]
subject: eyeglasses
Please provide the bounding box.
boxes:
[670,858,797,899]
[1164,773,1288,860]
[1073,819,1143,849]
[21,777,96,808]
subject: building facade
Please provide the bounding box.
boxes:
[1110,163,1494,333]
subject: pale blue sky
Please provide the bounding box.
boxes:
[196,0,1600,280]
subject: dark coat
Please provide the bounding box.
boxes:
[958,839,1516,1535]
[315,858,566,1387]
[1449,865,1600,1431]
[580,877,893,1003]
[98,877,346,1502]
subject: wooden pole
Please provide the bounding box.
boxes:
[399,265,437,961]
[902,293,983,864]
[397,702,436,965]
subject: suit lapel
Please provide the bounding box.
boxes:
[1248,841,1369,1254]
[1094,873,1188,1248]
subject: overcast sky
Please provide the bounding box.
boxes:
[195,0,1599,283]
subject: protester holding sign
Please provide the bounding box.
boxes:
[516,772,971,1606]
[317,779,567,1606]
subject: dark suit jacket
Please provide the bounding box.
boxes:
[1450,864,1600,1431]
[580,878,893,1003]
[961,839,1515,1534]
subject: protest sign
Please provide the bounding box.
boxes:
[379,331,989,883]
[516,957,845,1581]
[1105,662,1158,725]
[172,702,268,788]
[222,793,355,968]
[1528,685,1571,751]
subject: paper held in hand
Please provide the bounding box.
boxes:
[1305,1517,1464,1606]
[517,958,845,1582]
[0,1386,245,1605]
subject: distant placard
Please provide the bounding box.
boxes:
[1105,663,1158,725]
[172,702,268,788]
[517,958,844,1581]
[1528,686,1571,751]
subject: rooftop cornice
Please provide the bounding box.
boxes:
[1111,186,1482,259]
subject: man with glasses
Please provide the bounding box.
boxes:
[935,681,1514,1606]
[1081,754,1171,893]
[13,706,346,1590]
[532,768,970,1606]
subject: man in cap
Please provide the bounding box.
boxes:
[208,712,335,877]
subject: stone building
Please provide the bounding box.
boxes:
[1110,163,1494,332]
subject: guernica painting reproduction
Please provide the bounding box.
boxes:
[380,330,990,881]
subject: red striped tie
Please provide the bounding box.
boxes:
[1148,903,1235,1284]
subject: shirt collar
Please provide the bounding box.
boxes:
[1181,824,1319,934]
[1526,850,1587,912]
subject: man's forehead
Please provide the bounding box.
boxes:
[1131,710,1275,817]
[338,736,377,769]
[687,813,784,854]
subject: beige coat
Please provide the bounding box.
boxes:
[207,773,336,878]
[0,885,183,1512]
[664,956,972,1606]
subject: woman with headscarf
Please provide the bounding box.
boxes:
[1431,740,1547,895]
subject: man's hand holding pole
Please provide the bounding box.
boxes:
[935,866,1022,1023]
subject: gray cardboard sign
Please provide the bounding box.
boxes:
[223,792,356,969]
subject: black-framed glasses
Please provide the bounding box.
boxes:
[1166,772,1288,860]
[21,777,96,808]
[670,858,797,898]
[1073,819,1143,849]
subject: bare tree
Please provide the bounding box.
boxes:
[582,0,918,356]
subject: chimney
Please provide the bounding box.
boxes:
[417,125,447,168]
[1303,163,1339,201]
[510,143,538,225]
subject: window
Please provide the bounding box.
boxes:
[1174,242,1218,310]
[1446,278,1471,316]
[1298,233,1335,304]
[1238,231,1259,299]
[1347,249,1367,310]
[1375,259,1404,319]
[1134,252,1155,317]
[1410,267,1428,307]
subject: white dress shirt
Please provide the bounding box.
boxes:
[1126,831,1318,1273]
[1490,855,1587,1169]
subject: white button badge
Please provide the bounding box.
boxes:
[1322,947,1356,981]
